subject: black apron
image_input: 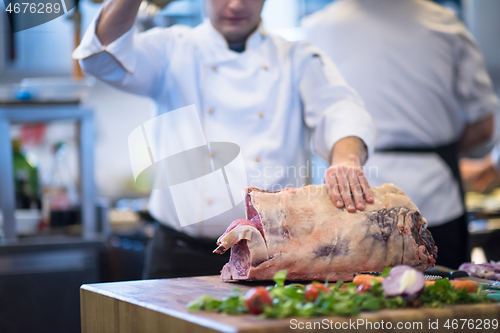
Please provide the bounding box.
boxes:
[375,141,465,209]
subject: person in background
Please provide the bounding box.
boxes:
[74,0,377,279]
[303,0,499,269]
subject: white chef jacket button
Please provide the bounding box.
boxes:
[258,112,264,118]
[208,108,214,114]
[209,152,214,157]
[212,65,217,71]
[263,65,268,71]
[254,157,260,163]
[207,199,213,205]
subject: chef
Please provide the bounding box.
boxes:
[303,0,499,269]
[73,0,376,279]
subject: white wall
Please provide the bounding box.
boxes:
[84,81,153,198]
[462,0,500,89]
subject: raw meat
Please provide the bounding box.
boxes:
[214,184,437,281]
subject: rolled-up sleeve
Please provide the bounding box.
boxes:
[455,26,500,157]
[297,43,377,163]
[72,4,169,97]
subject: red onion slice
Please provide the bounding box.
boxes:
[459,262,500,281]
[382,265,425,301]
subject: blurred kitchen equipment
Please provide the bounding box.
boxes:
[155,0,203,27]
[14,209,42,235]
[43,142,81,227]
[134,0,202,30]
[137,1,161,31]
[12,139,41,210]
[0,102,95,239]
[0,209,43,236]
[18,76,95,103]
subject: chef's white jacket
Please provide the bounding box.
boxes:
[303,0,499,227]
[73,10,376,238]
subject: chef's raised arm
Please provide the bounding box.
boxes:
[72,0,173,97]
[297,44,377,212]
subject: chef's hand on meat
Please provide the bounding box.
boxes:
[325,137,374,213]
[324,160,373,212]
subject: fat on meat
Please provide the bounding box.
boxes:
[214,183,437,281]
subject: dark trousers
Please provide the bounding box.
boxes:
[143,223,230,279]
[427,214,470,270]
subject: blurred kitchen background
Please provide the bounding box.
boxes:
[0,0,499,332]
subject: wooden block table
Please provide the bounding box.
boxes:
[81,276,500,333]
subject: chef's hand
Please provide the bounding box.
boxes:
[324,137,374,213]
[460,156,500,193]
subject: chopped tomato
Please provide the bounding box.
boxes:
[357,283,371,293]
[305,284,331,302]
[245,287,273,314]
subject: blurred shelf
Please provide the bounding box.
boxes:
[0,103,96,240]
[0,234,106,253]
[0,99,80,106]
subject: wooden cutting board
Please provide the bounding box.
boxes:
[81,275,500,333]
